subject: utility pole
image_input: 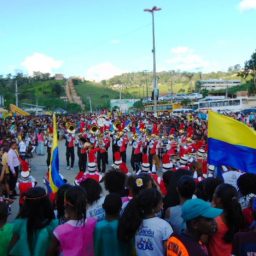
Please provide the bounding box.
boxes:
[87,96,92,113]
[36,97,38,116]
[15,80,18,107]
[144,6,161,117]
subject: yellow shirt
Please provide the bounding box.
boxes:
[2,152,9,174]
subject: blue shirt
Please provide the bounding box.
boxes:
[94,219,132,256]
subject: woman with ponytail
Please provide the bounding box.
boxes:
[208,183,245,256]
[118,188,173,256]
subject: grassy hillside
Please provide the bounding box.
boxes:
[0,77,81,113]
[104,71,248,96]
[74,80,133,111]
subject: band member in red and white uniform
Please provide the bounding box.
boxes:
[149,136,159,171]
[75,150,102,184]
[96,136,108,173]
[65,126,76,170]
[131,136,142,173]
[77,137,90,173]
[119,132,129,163]
[17,161,36,206]
[103,132,111,164]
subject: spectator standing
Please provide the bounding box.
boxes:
[7,142,20,197]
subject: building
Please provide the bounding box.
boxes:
[110,99,139,113]
[199,79,241,91]
[55,74,65,80]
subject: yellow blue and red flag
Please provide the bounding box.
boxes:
[49,113,65,193]
[208,111,256,174]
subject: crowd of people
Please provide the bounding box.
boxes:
[0,110,256,256]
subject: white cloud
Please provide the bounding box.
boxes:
[166,47,209,71]
[85,62,125,82]
[21,53,63,75]
[239,0,256,11]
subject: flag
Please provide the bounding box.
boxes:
[49,114,65,193]
[208,111,256,174]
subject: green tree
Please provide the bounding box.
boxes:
[133,100,144,110]
[52,83,63,96]
[239,50,256,93]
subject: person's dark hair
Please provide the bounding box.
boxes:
[177,175,195,199]
[163,169,192,211]
[65,186,87,220]
[0,202,9,220]
[214,183,245,243]
[118,188,162,242]
[103,193,122,216]
[237,173,256,196]
[131,174,153,197]
[17,187,54,244]
[104,170,126,196]
[196,177,223,202]
[55,184,72,222]
[9,141,17,148]
[1,146,9,153]
[79,178,102,205]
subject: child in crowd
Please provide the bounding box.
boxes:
[55,184,72,224]
[48,186,96,256]
[8,187,57,256]
[104,170,128,199]
[232,197,256,256]
[208,183,245,256]
[0,201,13,256]
[118,188,173,256]
[165,175,196,234]
[195,177,223,202]
[94,193,132,256]
[80,178,105,221]
[167,198,223,256]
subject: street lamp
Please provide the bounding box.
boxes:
[144,6,161,117]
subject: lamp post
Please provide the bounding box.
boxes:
[144,6,161,117]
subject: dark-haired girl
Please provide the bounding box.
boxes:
[8,187,57,256]
[80,178,105,221]
[48,186,96,256]
[208,183,245,256]
[118,188,173,256]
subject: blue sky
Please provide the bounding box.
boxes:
[1,0,256,81]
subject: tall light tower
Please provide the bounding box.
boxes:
[144,6,161,117]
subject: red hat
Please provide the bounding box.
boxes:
[114,151,122,165]
[88,150,97,172]
[20,159,30,178]
[141,154,150,172]
[162,154,173,171]
[119,162,128,174]
[48,126,53,134]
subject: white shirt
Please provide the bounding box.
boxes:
[222,171,242,190]
[7,148,20,174]
[135,217,173,256]
[86,196,105,221]
[19,141,27,153]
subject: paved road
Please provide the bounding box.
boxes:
[8,139,133,222]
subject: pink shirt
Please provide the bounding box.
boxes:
[37,133,44,142]
[54,218,96,256]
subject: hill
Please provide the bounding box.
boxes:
[73,79,133,111]
[0,75,81,113]
[103,70,248,97]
